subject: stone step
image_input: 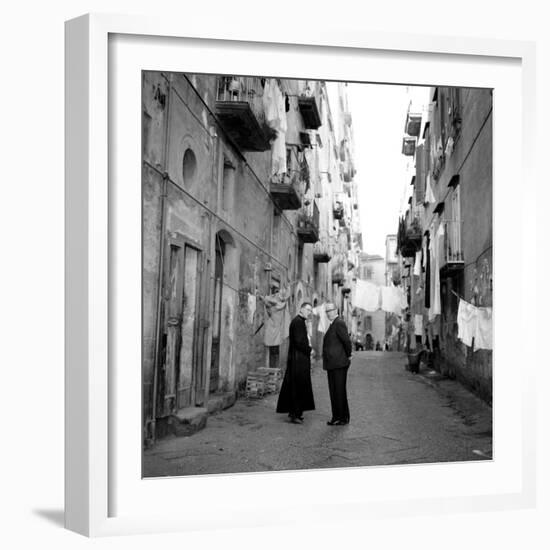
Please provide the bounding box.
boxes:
[207,391,237,414]
[170,406,208,437]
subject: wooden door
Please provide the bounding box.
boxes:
[176,244,201,408]
[210,238,224,392]
[159,243,185,417]
[158,239,202,416]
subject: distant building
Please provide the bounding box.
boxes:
[356,253,385,350]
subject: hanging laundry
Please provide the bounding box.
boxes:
[313,303,330,334]
[247,293,256,325]
[271,130,287,176]
[262,291,289,346]
[354,280,381,312]
[424,173,436,204]
[263,79,285,131]
[413,250,422,276]
[262,79,288,177]
[445,136,455,157]
[381,286,403,315]
[474,306,493,351]
[424,231,431,308]
[422,235,427,269]
[457,298,477,347]
[399,286,408,310]
[414,314,423,336]
[429,224,445,320]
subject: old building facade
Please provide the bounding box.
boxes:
[397,86,493,402]
[142,73,361,442]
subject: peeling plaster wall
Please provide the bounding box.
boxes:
[142,72,340,423]
[435,88,493,403]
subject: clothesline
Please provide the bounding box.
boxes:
[209,276,252,298]
[450,289,486,308]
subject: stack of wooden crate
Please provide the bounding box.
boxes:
[245,371,270,398]
[257,367,282,394]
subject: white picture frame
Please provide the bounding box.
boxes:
[65,13,537,537]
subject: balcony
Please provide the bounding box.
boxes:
[297,200,320,243]
[441,220,464,274]
[333,199,344,220]
[298,96,322,129]
[313,239,332,263]
[405,112,422,137]
[397,216,422,257]
[332,270,345,286]
[402,137,417,156]
[299,131,313,148]
[270,175,302,210]
[343,166,354,183]
[215,76,274,152]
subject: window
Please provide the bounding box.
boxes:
[272,209,281,257]
[415,143,425,204]
[447,184,463,262]
[286,147,293,175]
[439,89,447,149]
[182,148,197,187]
[366,316,373,331]
[448,87,462,140]
[221,158,235,211]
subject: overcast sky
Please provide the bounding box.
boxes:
[345,83,431,257]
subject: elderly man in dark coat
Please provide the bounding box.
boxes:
[276,302,315,424]
[322,303,352,425]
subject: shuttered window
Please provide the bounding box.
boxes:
[415,144,426,204]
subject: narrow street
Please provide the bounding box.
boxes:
[143,351,492,477]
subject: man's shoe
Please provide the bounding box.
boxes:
[289,416,303,424]
[333,420,347,426]
[327,419,338,426]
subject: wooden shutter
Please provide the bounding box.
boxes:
[415,144,425,204]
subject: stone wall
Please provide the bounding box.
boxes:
[142,72,340,429]
[435,88,493,403]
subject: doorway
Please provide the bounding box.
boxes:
[210,236,225,392]
[157,237,202,417]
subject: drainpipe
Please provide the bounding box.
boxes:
[202,124,219,401]
[150,74,172,444]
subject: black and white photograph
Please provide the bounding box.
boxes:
[141,72,493,478]
[3,0,548,545]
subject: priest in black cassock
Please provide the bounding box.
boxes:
[276,302,315,424]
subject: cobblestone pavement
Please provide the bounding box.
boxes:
[143,351,492,477]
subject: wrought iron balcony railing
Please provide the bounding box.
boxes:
[298,95,322,129]
[297,200,320,243]
[270,173,303,210]
[313,237,332,263]
[402,136,417,156]
[405,112,422,137]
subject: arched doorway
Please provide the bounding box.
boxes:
[210,235,225,392]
